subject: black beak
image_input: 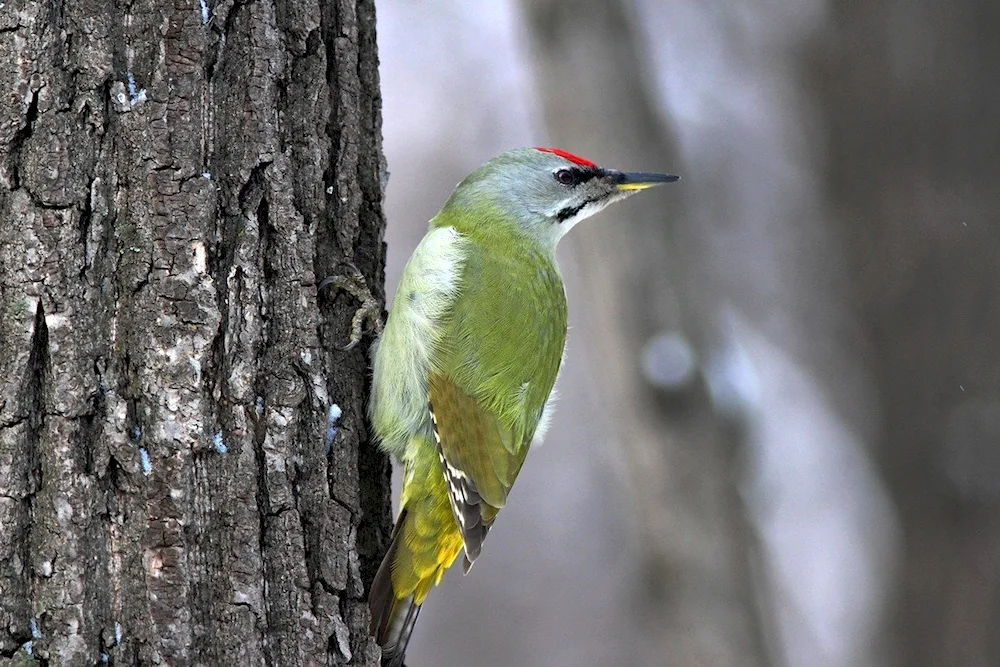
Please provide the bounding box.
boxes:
[609,170,680,191]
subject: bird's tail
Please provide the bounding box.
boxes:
[369,453,467,666]
[369,508,422,666]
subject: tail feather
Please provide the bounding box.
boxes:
[382,597,421,667]
[369,508,403,641]
[369,452,468,665]
[369,508,422,666]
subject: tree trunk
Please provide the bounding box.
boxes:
[0,0,390,665]
[810,2,1000,665]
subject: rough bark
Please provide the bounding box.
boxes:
[810,3,1000,665]
[0,0,390,665]
[519,2,772,665]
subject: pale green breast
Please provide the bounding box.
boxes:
[369,226,469,456]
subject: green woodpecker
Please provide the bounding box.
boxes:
[367,147,677,665]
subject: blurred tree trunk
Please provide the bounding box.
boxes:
[811,3,1000,666]
[519,2,772,665]
[0,0,390,665]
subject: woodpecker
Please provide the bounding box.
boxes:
[366,147,677,665]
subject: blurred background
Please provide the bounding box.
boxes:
[376,1,1000,666]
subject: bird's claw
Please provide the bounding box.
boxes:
[319,262,384,350]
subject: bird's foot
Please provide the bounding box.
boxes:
[319,262,384,350]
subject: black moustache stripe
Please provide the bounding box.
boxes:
[556,202,585,222]
[557,197,602,222]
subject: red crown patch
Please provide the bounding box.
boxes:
[534,147,597,168]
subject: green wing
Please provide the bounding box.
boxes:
[428,237,567,569]
[428,372,521,569]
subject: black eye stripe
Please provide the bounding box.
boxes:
[554,166,602,187]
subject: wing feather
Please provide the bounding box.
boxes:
[428,374,527,568]
[423,234,567,569]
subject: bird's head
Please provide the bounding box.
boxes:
[438,147,678,246]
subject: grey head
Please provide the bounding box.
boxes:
[439,146,678,246]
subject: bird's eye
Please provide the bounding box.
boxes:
[555,169,575,185]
